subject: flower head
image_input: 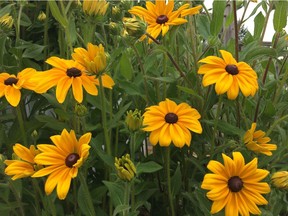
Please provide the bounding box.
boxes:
[129,0,202,43]
[125,109,143,132]
[142,98,202,147]
[37,11,46,21]
[122,17,146,38]
[33,57,100,104]
[244,123,277,156]
[115,154,136,181]
[0,13,13,28]
[5,144,40,180]
[271,171,288,189]
[0,68,37,107]
[198,50,259,100]
[201,152,270,216]
[82,0,109,17]
[32,129,91,200]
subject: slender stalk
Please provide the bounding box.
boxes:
[43,2,50,70]
[15,105,27,146]
[266,114,288,136]
[8,179,25,216]
[99,75,112,155]
[123,182,131,216]
[232,0,239,61]
[78,172,96,216]
[165,147,175,216]
[211,95,223,154]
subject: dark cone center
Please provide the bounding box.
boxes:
[156,15,169,24]
[165,112,178,124]
[228,176,243,192]
[65,153,80,168]
[66,67,82,78]
[4,77,18,86]
[225,64,239,75]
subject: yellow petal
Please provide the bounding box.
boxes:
[5,85,21,107]
[56,76,72,103]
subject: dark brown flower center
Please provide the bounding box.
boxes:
[156,15,169,24]
[66,67,82,78]
[4,77,18,86]
[65,153,80,168]
[165,112,178,124]
[228,176,243,192]
[225,64,239,75]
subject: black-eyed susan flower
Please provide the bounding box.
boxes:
[198,50,259,100]
[115,154,136,181]
[128,0,202,43]
[32,129,91,200]
[0,68,37,107]
[5,144,40,180]
[82,0,109,17]
[244,122,277,156]
[271,171,288,189]
[72,43,114,89]
[33,57,100,104]
[142,98,202,148]
[201,152,270,216]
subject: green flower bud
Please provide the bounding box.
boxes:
[115,154,136,181]
[37,11,46,21]
[122,17,146,39]
[74,104,88,117]
[125,109,143,132]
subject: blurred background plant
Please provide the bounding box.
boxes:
[0,0,288,215]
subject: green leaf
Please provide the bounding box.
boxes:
[254,12,265,39]
[177,85,204,102]
[241,45,277,63]
[119,52,133,80]
[210,1,226,36]
[113,205,130,216]
[203,119,245,137]
[103,181,125,206]
[91,137,114,168]
[78,184,95,216]
[35,115,70,131]
[171,164,181,196]
[108,101,132,130]
[273,1,288,32]
[22,44,45,60]
[48,0,68,28]
[197,15,210,39]
[136,161,162,175]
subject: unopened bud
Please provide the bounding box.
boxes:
[0,13,14,29]
[125,109,143,132]
[37,11,46,21]
[74,104,88,117]
[272,171,288,189]
[123,17,146,39]
[115,154,136,181]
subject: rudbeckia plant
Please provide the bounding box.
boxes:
[0,0,288,216]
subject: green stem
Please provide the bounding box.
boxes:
[8,179,25,216]
[43,2,50,70]
[123,182,131,216]
[232,0,239,61]
[266,114,288,136]
[78,172,96,216]
[129,132,136,161]
[211,95,223,155]
[165,147,175,216]
[15,105,27,146]
[99,75,112,155]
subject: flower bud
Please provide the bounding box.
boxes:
[82,0,109,17]
[37,11,46,21]
[74,104,88,117]
[122,17,146,39]
[0,13,13,29]
[115,154,136,181]
[125,109,143,132]
[271,171,288,189]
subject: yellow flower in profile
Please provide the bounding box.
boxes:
[129,0,202,43]
[33,57,100,104]
[82,0,109,17]
[32,129,91,200]
[201,152,270,216]
[142,98,202,147]
[72,43,114,89]
[244,122,277,156]
[198,50,259,100]
[0,68,38,107]
[0,13,13,28]
[271,171,288,189]
[5,144,40,180]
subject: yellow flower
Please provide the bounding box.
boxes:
[115,154,136,181]
[271,171,288,189]
[32,129,91,200]
[198,50,259,100]
[0,13,13,28]
[125,109,143,132]
[72,43,114,88]
[129,0,202,43]
[33,57,100,104]
[0,68,38,107]
[142,98,202,148]
[201,152,270,216]
[244,122,277,156]
[82,0,109,17]
[5,144,40,180]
